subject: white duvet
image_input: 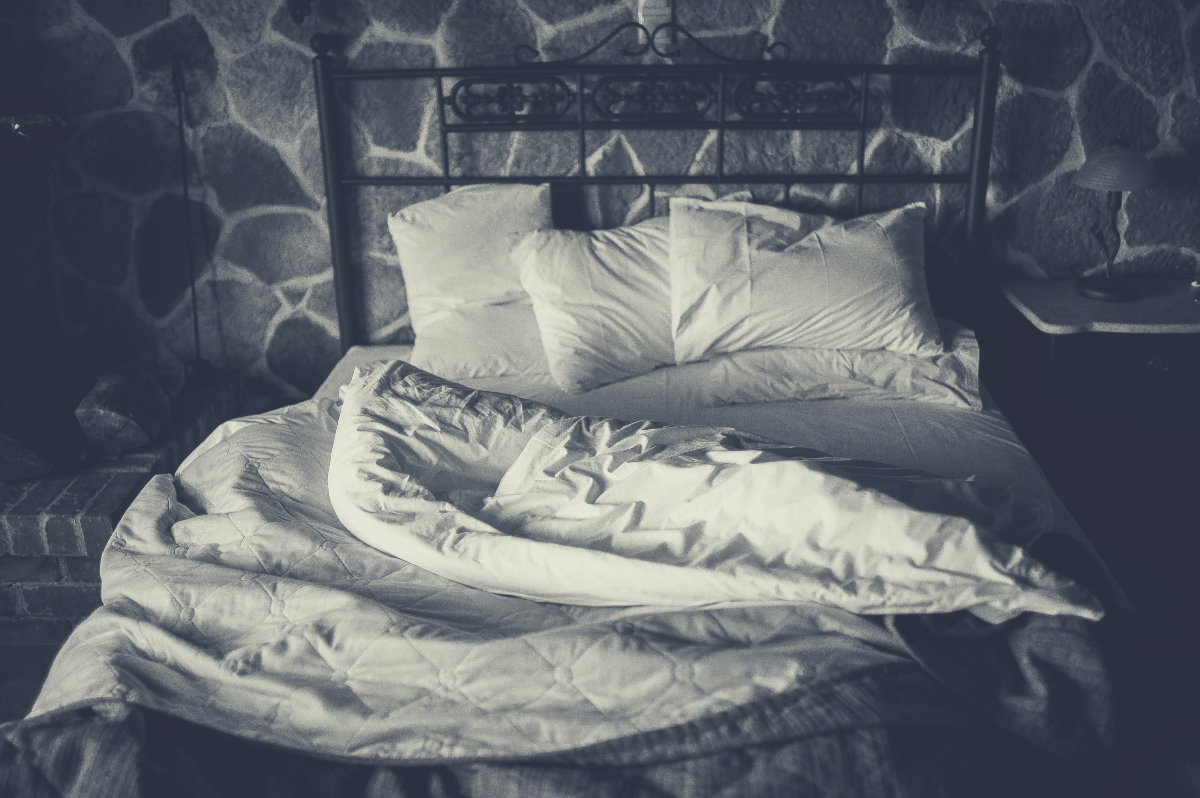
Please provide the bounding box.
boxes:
[330,362,1100,620]
[28,361,1099,763]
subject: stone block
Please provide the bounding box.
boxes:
[266,316,343,395]
[362,255,411,339]
[675,0,772,30]
[888,46,975,142]
[78,0,168,37]
[1171,94,1200,167]
[441,0,537,66]
[227,42,315,143]
[1002,172,1106,279]
[21,584,102,618]
[367,0,451,35]
[994,2,1090,91]
[774,0,891,64]
[135,194,222,318]
[533,6,635,63]
[0,556,62,584]
[1125,157,1200,253]
[1078,63,1160,157]
[222,212,329,285]
[1086,0,1184,97]
[202,124,317,213]
[31,28,132,117]
[624,130,708,178]
[49,192,131,287]
[163,278,282,367]
[992,92,1072,199]
[191,0,275,53]
[343,42,436,154]
[524,0,617,25]
[61,557,102,584]
[894,0,991,47]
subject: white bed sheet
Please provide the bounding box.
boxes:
[316,345,1130,607]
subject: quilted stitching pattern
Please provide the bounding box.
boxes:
[31,398,910,762]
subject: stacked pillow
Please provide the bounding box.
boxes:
[386,185,980,408]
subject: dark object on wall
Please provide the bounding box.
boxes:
[287,0,313,25]
[75,372,172,457]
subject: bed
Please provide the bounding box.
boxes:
[4,20,1200,798]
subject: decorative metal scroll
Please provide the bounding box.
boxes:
[731,75,857,120]
[515,21,790,65]
[590,74,713,119]
[446,77,575,123]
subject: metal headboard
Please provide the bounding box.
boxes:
[311,23,1001,353]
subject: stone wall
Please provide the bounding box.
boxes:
[3,0,1199,403]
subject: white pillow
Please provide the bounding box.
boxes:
[669,198,943,364]
[386,184,552,335]
[409,300,549,380]
[512,216,673,393]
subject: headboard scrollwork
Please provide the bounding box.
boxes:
[310,23,1001,352]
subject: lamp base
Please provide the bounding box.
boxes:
[1075,275,1139,302]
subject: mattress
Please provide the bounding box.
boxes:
[317,344,1130,608]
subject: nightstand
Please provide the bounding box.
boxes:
[997,279,1200,626]
[999,279,1200,443]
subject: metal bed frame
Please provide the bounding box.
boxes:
[310,22,1002,353]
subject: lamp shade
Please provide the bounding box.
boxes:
[1075,146,1158,191]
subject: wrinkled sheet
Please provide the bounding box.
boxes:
[331,362,1100,620]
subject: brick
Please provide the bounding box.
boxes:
[43,516,83,556]
[0,556,62,584]
[7,477,72,556]
[0,586,21,616]
[46,473,111,517]
[60,557,101,583]
[80,472,149,556]
[21,584,102,617]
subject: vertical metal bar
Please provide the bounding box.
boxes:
[648,182,656,216]
[172,54,202,366]
[717,71,726,180]
[436,78,451,193]
[855,70,869,217]
[966,27,1002,278]
[312,42,358,353]
[577,71,586,182]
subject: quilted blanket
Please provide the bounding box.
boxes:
[24,363,1102,765]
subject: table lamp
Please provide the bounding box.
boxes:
[1073,144,1158,301]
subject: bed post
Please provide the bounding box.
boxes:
[311,34,359,354]
[965,26,1001,280]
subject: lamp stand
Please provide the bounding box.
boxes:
[1076,189,1138,302]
